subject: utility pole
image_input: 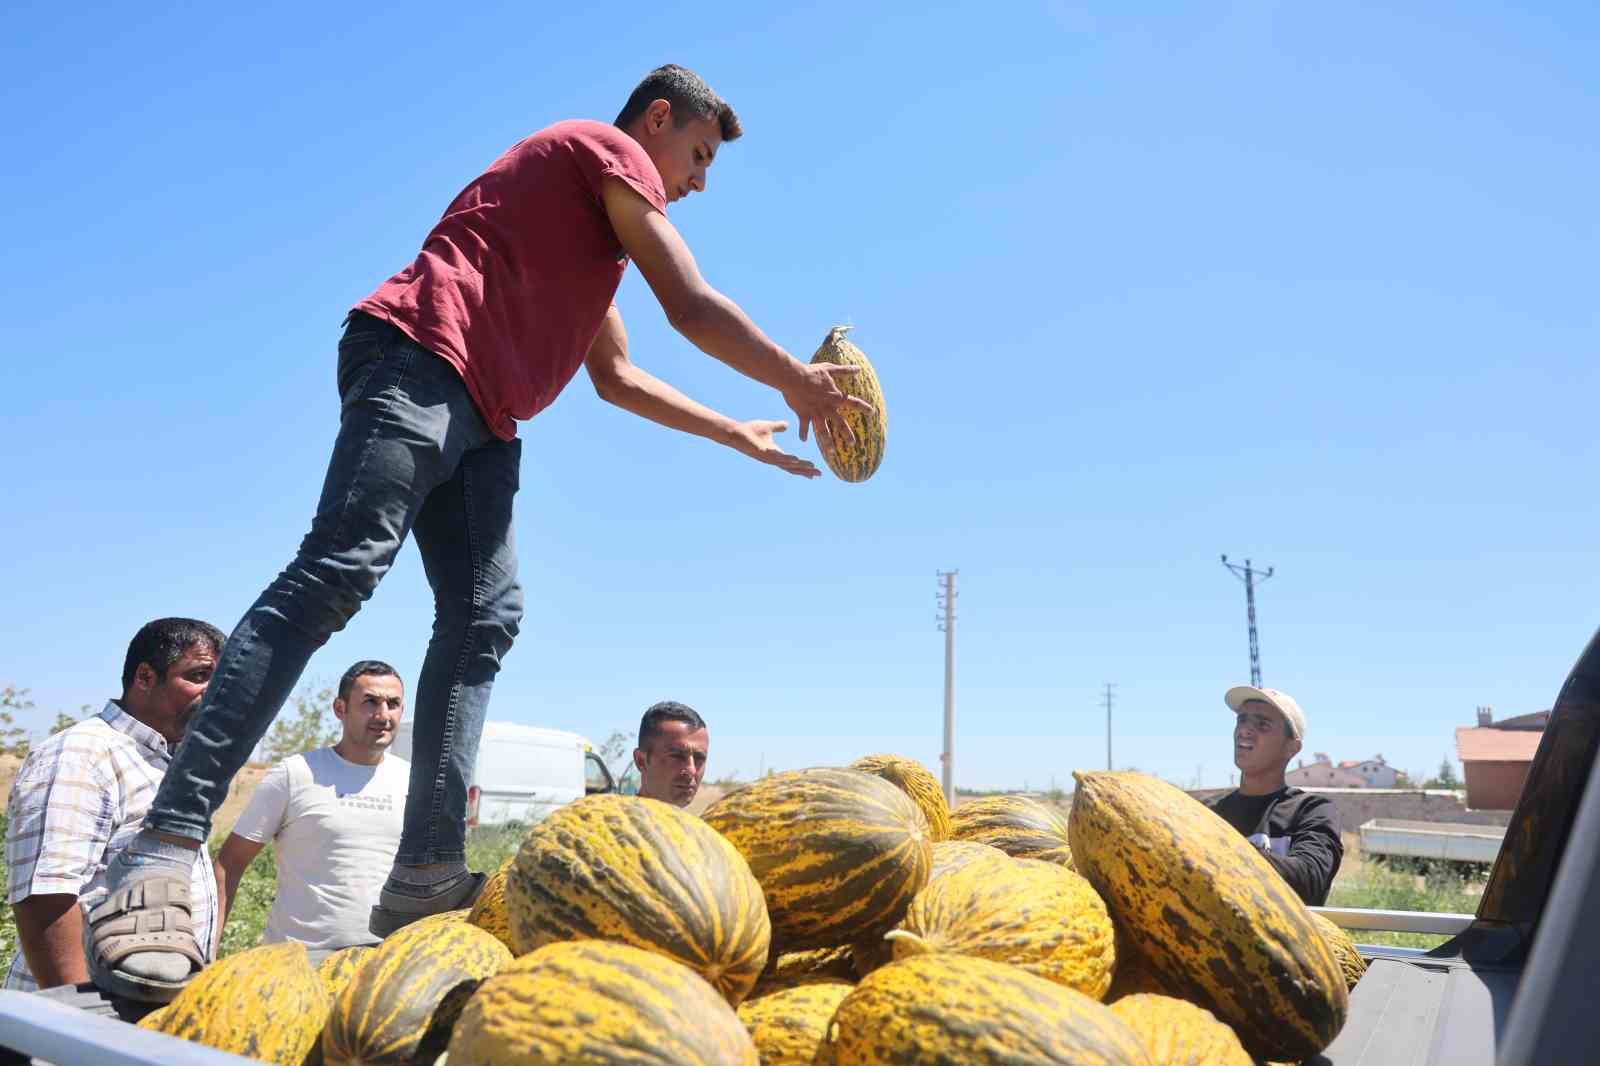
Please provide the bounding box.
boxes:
[1102,683,1117,770]
[937,570,958,806]
[1221,555,1274,686]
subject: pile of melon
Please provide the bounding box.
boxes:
[138,757,1359,1064]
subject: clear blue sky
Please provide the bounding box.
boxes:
[2,3,1596,791]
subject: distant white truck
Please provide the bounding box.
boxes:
[390,720,630,827]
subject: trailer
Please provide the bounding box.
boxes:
[1358,817,1506,865]
[2,632,1599,1063]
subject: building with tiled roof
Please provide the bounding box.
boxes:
[1454,706,1549,810]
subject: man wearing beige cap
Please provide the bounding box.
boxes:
[1204,685,1343,905]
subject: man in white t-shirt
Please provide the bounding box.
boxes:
[213,661,409,957]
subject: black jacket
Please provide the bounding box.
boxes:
[1204,786,1343,905]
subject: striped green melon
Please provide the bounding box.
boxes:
[323,919,511,1065]
[1105,932,1176,1002]
[887,854,1116,998]
[752,945,859,997]
[139,941,327,1065]
[446,939,758,1065]
[467,859,514,953]
[929,839,1010,881]
[810,326,886,483]
[1310,911,1368,990]
[133,1004,170,1032]
[703,768,931,952]
[950,794,1074,867]
[738,981,854,1066]
[850,838,1006,979]
[814,953,1153,1065]
[847,838,1013,980]
[1068,772,1348,1062]
[1109,994,1253,1066]
[507,793,770,1005]
[315,945,374,1003]
[849,753,951,841]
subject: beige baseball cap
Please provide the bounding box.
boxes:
[1225,685,1307,740]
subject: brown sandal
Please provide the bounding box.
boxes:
[86,876,207,1003]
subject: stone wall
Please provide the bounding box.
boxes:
[1186,787,1514,831]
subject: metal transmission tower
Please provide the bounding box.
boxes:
[1221,555,1274,686]
[936,570,958,806]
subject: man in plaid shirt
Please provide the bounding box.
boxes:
[5,618,224,991]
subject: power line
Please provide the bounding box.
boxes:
[1220,555,1274,686]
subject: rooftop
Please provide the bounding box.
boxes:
[1456,726,1544,763]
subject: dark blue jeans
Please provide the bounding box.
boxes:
[147,313,524,864]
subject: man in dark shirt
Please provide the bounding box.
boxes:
[1204,686,1343,905]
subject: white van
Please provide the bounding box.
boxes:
[390,720,624,827]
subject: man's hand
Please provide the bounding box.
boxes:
[727,420,821,478]
[783,362,875,448]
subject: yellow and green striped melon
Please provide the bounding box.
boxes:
[928,839,1010,881]
[1109,994,1254,1066]
[1310,911,1368,990]
[851,840,1011,978]
[810,326,887,483]
[738,981,854,1066]
[1105,932,1176,1002]
[703,768,931,952]
[466,859,514,953]
[322,918,511,1066]
[949,794,1074,867]
[886,854,1116,998]
[849,753,951,842]
[751,945,858,997]
[139,941,327,1065]
[446,939,758,1065]
[507,792,770,1005]
[133,1005,170,1032]
[815,953,1153,1065]
[1068,772,1348,1062]
[315,945,374,1003]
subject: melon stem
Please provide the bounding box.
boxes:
[882,930,932,956]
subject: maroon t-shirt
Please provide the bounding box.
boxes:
[353,120,668,440]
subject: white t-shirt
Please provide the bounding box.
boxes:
[231,747,409,952]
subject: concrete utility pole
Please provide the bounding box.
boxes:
[937,570,958,806]
[1103,683,1117,770]
[1221,555,1274,687]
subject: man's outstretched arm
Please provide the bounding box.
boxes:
[600,178,872,445]
[586,306,820,478]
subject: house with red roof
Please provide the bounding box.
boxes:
[1454,706,1549,810]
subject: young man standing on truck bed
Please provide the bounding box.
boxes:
[88,64,871,1002]
[632,701,709,808]
[5,619,223,994]
[212,661,410,961]
[1205,686,1344,905]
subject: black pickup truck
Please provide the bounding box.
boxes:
[1,632,1598,1064]
[1309,627,1600,1065]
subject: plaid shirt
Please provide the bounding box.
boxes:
[4,702,218,990]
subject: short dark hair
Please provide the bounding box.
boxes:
[121,618,226,691]
[615,65,742,143]
[337,660,401,702]
[639,700,707,748]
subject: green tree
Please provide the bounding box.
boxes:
[0,687,34,759]
[257,684,339,762]
[599,730,634,778]
[1423,758,1462,790]
[49,710,85,736]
